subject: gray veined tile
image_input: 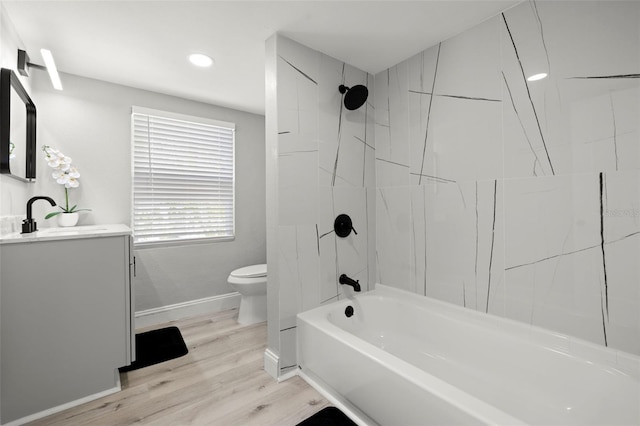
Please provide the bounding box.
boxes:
[318,55,373,187]
[434,15,502,101]
[376,187,412,290]
[501,11,556,178]
[278,152,318,226]
[409,185,427,296]
[424,179,504,314]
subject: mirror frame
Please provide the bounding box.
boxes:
[0,67,36,181]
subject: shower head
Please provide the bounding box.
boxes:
[339,84,368,110]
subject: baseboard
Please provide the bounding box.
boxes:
[2,382,121,426]
[135,292,241,329]
[263,348,279,379]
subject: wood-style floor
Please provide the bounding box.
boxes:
[27,309,330,425]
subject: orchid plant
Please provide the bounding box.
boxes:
[42,145,91,219]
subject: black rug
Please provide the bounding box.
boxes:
[296,407,357,426]
[119,326,188,372]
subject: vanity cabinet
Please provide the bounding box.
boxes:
[0,225,134,424]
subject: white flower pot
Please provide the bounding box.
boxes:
[58,212,79,227]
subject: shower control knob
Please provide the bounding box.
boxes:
[334,214,357,238]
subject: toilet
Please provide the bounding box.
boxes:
[227,264,267,325]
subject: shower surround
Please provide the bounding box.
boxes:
[266,0,640,379]
[265,36,376,377]
[375,0,639,355]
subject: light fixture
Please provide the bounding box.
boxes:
[189,53,213,68]
[527,72,548,82]
[17,48,63,90]
[40,49,63,90]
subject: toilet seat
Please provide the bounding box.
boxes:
[230,264,267,279]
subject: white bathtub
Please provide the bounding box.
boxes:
[297,285,640,425]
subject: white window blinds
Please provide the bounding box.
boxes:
[132,106,235,246]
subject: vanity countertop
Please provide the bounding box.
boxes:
[0,224,131,245]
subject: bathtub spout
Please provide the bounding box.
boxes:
[339,274,361,292]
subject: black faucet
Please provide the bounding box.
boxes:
[339,274,361,292]
[22,196,56,234]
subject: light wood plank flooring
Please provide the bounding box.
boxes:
[27,309,330,425]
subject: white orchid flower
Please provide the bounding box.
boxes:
[56,174,70,185]
[65,177,79,188]
[41,145,89,217]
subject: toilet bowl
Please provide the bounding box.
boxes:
[227,264,267,325]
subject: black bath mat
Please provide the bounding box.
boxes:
[296,407,357,426]
[119,326,188,372]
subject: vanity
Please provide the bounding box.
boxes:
[0,224,135,424]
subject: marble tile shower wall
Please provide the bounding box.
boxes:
[375,1,640,355]
[275,37,375,374]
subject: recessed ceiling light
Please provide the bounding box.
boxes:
[189,53,213,68]
[527,73,548,82]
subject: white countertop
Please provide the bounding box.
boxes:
[0,224,131,245]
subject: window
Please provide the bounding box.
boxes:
[132,106,235,246]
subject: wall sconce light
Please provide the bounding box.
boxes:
[17,49,63,90]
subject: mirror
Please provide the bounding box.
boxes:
[0,68,36,182]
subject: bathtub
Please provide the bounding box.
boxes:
[297,284,640,425]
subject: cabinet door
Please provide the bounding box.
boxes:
[1,236,128,423]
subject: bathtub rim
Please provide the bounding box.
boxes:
[317,284,640,379]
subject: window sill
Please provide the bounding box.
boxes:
[134,236,235,250]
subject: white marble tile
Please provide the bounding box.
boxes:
[318,186,372,300]
[406,46,439,185]
[600,170,640,354]
[374,67,411,187]
[278,151,317,226]
[366,187,376,293]
[505,246,606,346]
[501,172,640,348]
[278,226,301,329]
[296,225,322,312]
[386,62,410,168]
[424,95,502,182]
[279,326,298,372]
[376,186,412,291]
[502,1,640,177]
[424,179,504,314]
[503,174,601,269]
[277,50,319,148]
[409,185,427,296]
[318,56,372,187]
[436,16,501,101]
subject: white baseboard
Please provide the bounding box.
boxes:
[135,292,241,329]
[2,382,121,426]
[263,348,279,379]
[263,348,298,382]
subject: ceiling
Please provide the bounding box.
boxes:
[3,1,519,115]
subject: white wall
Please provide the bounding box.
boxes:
[375,1,640,355]
[26,70,265,311]
[0,3,33,220]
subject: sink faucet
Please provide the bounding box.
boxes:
[339,274,361,292]
[22,196,56,234]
